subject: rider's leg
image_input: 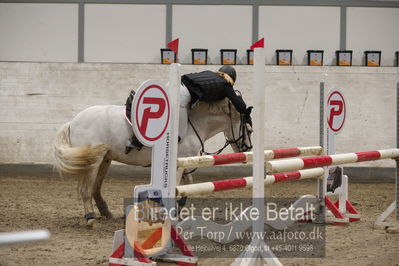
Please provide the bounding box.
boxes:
[179,85,191,140]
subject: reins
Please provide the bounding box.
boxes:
[186,116,231,175]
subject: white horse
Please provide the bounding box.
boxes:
[53,97,252,226]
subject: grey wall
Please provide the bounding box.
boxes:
[1,62,398,168]
[84,4,166,63]
[259,6,341,65]
[0,3,79,62]
[172,4,252,64]
[1,1,399,65]
[346,7,399,66]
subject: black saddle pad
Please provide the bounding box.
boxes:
[125,90,136,124]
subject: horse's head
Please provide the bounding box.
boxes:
[216,96,253,153]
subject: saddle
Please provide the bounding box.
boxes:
[124,90,144,154]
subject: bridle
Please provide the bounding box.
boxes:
[188,101,253,156]
[226,102,253,153]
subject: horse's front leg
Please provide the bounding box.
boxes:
[176,168,194,185]
[181,170,194,185]
[176,168,184,185]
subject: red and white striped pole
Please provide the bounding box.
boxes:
[176,168,324,197]
[177,146,322,169]
[266,149,399,173]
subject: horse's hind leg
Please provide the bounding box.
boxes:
[80,152,108,226]
[80,170,98,227]
[93,158,112,218]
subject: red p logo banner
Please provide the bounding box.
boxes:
[139,97,166,137]
[133,82,170,144]
[327,90,346,134]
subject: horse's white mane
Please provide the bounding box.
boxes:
[189,98,240,119]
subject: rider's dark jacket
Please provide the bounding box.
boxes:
[181,71,246,114]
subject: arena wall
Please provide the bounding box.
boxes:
[0,62,397,170]
[1,3,399,65]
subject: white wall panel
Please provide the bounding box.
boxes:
[0,3,78,62]
[259,6,340,65]
[85,4,165,63]
[172,5,252,65]
[347,7,399,66]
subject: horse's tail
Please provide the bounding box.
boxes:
[53,122,110,176]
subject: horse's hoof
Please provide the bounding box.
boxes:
[86,218,97,228]
[101,212,113,219]
[84,212,96,227]
[387,225,399,234]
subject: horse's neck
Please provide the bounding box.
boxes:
[187,107,227,141]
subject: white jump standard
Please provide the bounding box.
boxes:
[109,64,198,265]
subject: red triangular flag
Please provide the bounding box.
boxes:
[167,38,179,62]
[250,38,264,50]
